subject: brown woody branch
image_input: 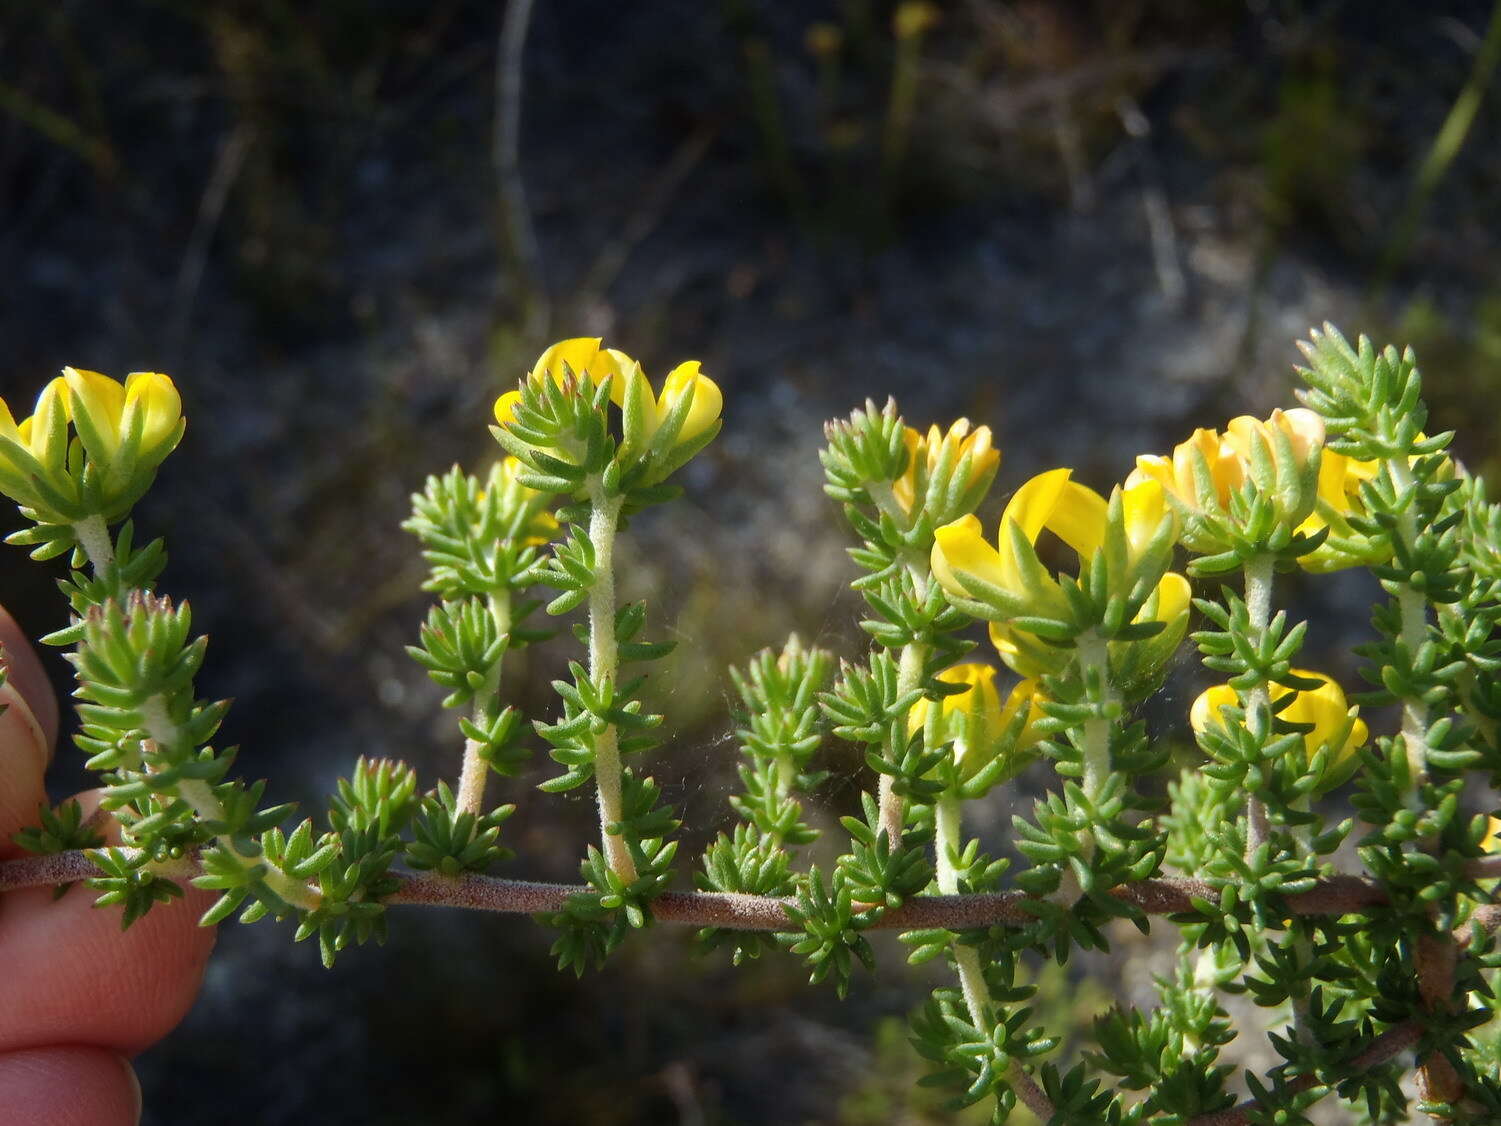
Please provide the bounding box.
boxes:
[5,850,1499,1126]
[5,851,1501,933]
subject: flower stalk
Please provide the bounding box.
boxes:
[934,793,991,1027]
[586,479,636,883]
[456,591,513,816]
[139,695,320,912]
[1075,630,1114,802]
[1242,554,1274,853]
[73,513,115,571]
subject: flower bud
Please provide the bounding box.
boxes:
[908,663,1044,789]
[1129,408,1325,556]
[1191,669,1368,792]
[0,369,184,524]
[932,468,1183,688]
[492,339,721,486]
[891,419,999,528]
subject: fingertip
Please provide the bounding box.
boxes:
[0,604,58,759]
[0,1046,141,1126]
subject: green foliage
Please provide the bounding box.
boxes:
[4,324,1501,1120]
[13,797,104,858]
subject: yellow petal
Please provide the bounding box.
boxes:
[0,398,19,445]
[493,389,523,428]
[530,338,605,386]
[932,514,1007,597]
[1273,407,1326,465]
[892,426,923,513]
[1047,480,1109,561]
[1280,670,1364,765]
[1149,571,1191,622]
[959,423,999,477]
[601,348,639,409]
[1190,684,1238,739]
[123,372,182,455]
[1121,476,1169,553]
[997,469,1108,588]
[1127,455,1172,493]
[1482,816,1501,853]
[1000,468,1075,549]
[1173,428,1241,507]
[29,377,71,463]
[660,361,722,444]
[998,677,1046,755]
[63,367,125,447]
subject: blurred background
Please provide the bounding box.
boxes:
[2,0,1500,1122]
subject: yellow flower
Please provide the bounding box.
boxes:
[63,368,183,484]
[932,469,1185,688]
[890,418,999,524]
[493,337,631,428]
[1294,449,1389,573]
[492,339,721,477]
[908,663,1044,787]
[0,369,183,521]
[644,360,723,453]
[1128,407,1324,553]
[494,456,558,547]
[0,376,71,481]
[1190,669,1368,784]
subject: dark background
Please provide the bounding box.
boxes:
[2,1,1499,1122]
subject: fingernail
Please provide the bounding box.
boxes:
[0,676,48,768]
[118,1054,142,1124]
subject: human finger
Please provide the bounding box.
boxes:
[0,1045,141,1126]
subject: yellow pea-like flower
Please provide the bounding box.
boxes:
[891,419,999,521]
[1190,669,1368,786]
[932,469,1185,685]
[493,339,721,480]
[1225,408,1325,486]
[1129,407,1325,553]
[494,337,631,428]
[0,369,183,522]
[1294,449,1388,573]
[0,376,71,479]
[651,360,723,450]
[908,662,1044,787]
[63,367,184,481]
[931,468,1102,619]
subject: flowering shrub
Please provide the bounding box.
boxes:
[2,326,1500,1123]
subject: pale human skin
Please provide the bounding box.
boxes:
[0,606,216,1125]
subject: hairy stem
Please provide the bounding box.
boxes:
[935,794,992,1028]
[73,514,114,571]
[1075,630,1113,801]
[1242,554,1275,854]
[586,480,636,882]
[8,852,1501,924]
[880,640,927,845]
[139,696,320,911]
[456,591,512,816]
